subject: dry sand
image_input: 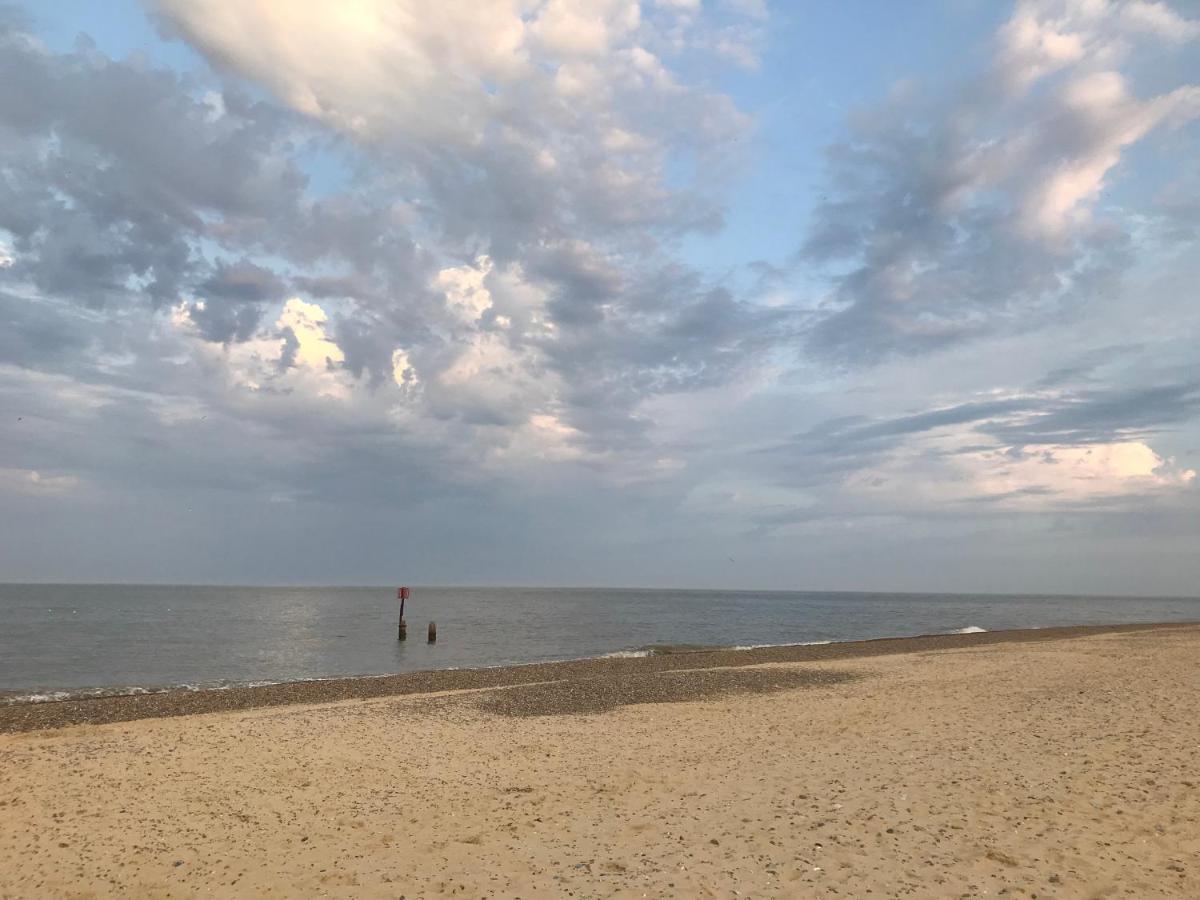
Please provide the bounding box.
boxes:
[2,624,1198,898]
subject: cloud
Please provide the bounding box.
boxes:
[0,19,308,322]
[760,378,1200,523]
[2,1,777,508]
[144,0,777,455]
[151,0,747,252]
[980,383,1200,447]
[800,0,1200,363]
[839,432,1194,514]
[2,2,1198,592]
[789,381,1200,460]
[184,257,289,342]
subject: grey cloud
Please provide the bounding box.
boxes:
[149,0,758,428]
[797,1,1198,366]
[536,263,798,450]
[198,258,285,304]
[184,297,260,343]
[797,399,1029,451]
[778,382,1200,482]
[0,291,92,368]
[0,21,309,322]
[959,485,1056,505]
[1034,344,1145,388]
[0,15,439,373]
[801,116,1133,362]
[185,258,287,342]
[981,383,1200,447]
[277,326,300,372]
[528,241,623,325]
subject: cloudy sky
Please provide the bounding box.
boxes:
[2,0,1198,594]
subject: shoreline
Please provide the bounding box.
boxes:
[1,620,1194,734]
[4,624,1200,896]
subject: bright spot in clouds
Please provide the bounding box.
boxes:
[278,299,344,370]
[969,441,1197,503]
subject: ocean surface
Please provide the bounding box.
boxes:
[2,584,1199,702]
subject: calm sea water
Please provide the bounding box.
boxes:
[2,584,1199,701]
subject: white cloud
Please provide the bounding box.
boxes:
[983,2,1200,237]
[176,297,352,399]
[1120,1,1200,42]
[803,0,1200,364]
[844,424,1195,511]
[391,348,417,390]
[997,0,1200,94]
[149,0,755,334]
[530,0,641,57]
[966,440,1196,501]
[278,299,344,370]
[437,257,495,324]
[1016,73,1200,238]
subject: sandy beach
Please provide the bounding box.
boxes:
[2,624,1198,898]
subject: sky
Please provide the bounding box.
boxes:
[1,0,1199,594]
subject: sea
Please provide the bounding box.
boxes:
[2,584,1199,703]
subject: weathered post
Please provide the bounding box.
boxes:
[397,586,410,641]
[427,621,437,643]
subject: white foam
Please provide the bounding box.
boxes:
[3,691,73,704]
[599,649,652,658]
[730,640,833,651]
[952,626,988,634]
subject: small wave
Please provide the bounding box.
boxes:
[2,690,74,704]
[0,684,170,705]
[730,640,833,651]
[599,649,652,658]
[952,625,988,634]
[1,677,315,705]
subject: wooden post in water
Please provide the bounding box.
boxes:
[427,621,437,643]
[397,586,410,641]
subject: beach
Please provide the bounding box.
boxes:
[2,623,1198,898]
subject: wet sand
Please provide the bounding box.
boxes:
[2,623,1199,897]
